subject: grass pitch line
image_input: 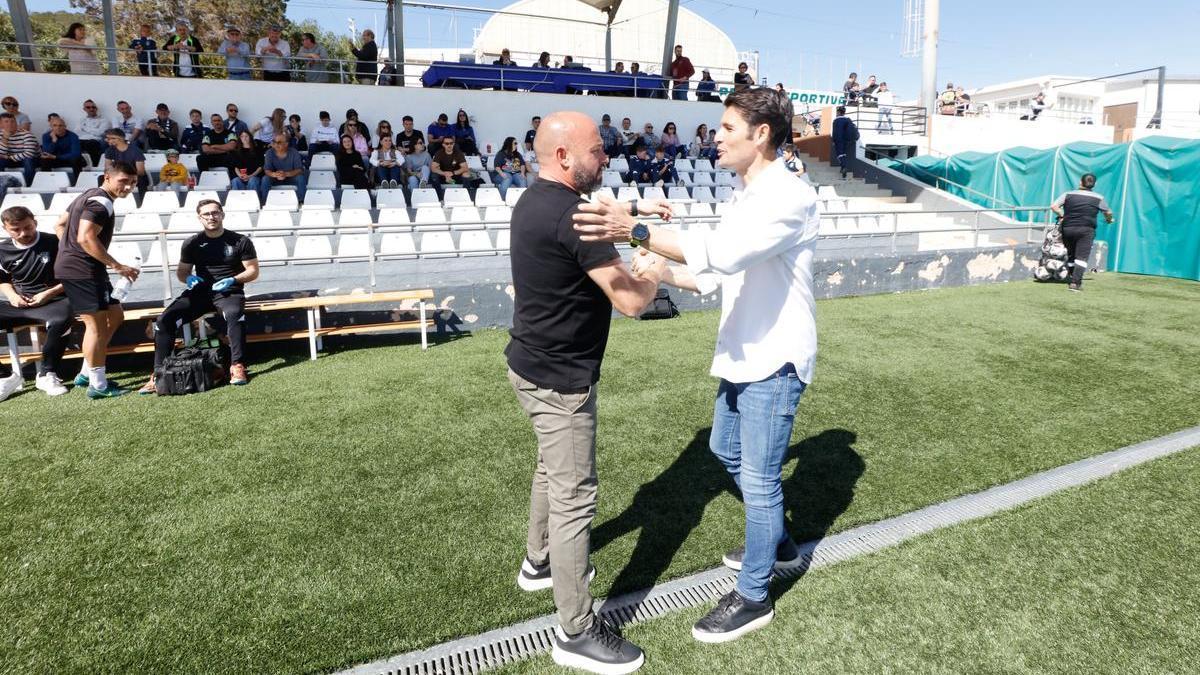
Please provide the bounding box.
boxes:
[340,424,1200,675]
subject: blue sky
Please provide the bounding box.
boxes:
[28,0,1199,95]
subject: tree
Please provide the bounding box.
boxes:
[0,10,107,74]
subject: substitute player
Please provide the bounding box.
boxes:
[1051,172,1114,292]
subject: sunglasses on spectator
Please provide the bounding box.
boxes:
[2,100,17,107]
[227,108,238,113]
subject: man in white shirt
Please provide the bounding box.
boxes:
[308,110,340,155]
[256,25,293,82]
[111,100,143,147]
[573,87,819,644]
[76,99,109,166]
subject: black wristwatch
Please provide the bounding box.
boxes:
[630,223,650,248]
[629,199,638,217]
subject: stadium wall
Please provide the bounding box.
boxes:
[927,114,1113,155]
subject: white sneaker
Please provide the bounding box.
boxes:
[0,372,22,402]
[36,372,69,396]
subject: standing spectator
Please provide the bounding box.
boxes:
[775,83,787,97]
[110,101,142,147]
[669,44,695,101]
[144,103,180,151]
[256,25,292,82]
[179,108,208,154]
[842,72,859,105]
[938,83,958,115]
[129,23,158,76]
[523,116,540,152]
[860,75,879,105]
[954,86,971,116]
[339,109,371,144]
[224,103,248,136]
[39,115,83,174]
[402,138,431,189]
[427,113,453,146]
[309,111,340,155]
[75,99,108,166]
[229,130,263,195]
[261,134,307,202]
[0,114,38,184]
[696,69,719,102]
[659,122,684,159]
[430,135,475,196]
[597,114,622,158]
[831,106,859,179]
[640,122,659,150]
[1051,172,1114,292]
[163,21,203,78]
[286,114,307,152]
[491,136,527,200]
[250,108,286,153]
[218,27,252,80]
[396,115,425,154]
[1,99,30,132]
[531,51,551,69]
[1028,92,1047,121]
[197,115,237,173]
[58,23,101,75]
[101,128,147,191]
[335,135,371,189]
[370,135,404,187]
[733,61,752,91]
[157,148,189,189]
[349,29,377,84]
[875,82,895,133]
[620,117,638,155]
[453,109,479,155]
[297,33,329,83]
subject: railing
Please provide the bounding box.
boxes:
[846,104,927,137]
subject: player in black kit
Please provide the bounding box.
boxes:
[139,199,259,394]
[0,206,72,399]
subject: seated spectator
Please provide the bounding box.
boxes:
[598,114,623,158]
[624,143,652,183]
[531,51,551,69]
[262,133,307,203]
[197,115,237,173]
[1,98,31,132]
[843,72,859,105]
[339,109,371,145]
[40,115,83,174]
[1028,92,1048,121]
[349,29,378,85]
[75,99,108,166]
[453,109,479,155]
[640,122,659,150]
[346,123,370,160]
[493,48,516,67]
[309,111,339,155]
[430,135,477,195]
[297,32,328,83]
[659,122,685,159]
[130,23,158,76]
[158,148,189,189]
[396,115,425,154]
[229,130,263,195]
[179,109,208,154]
[139,199,259,393]
[111,100,143,147]
[256,24,292,82]
[692,123,717,161]
[163,21,203,78]
[0,206,72,398]
[225,103,248,136]
[102,127,147,190]
[523,115,540,152]
[620,117,638,155]
[370,135,404,187]
[491,136,527,200]
[696,69,719,102]
[376,120,394,149]
[649,145,678,186]
[335,135,371,189]
[251,108,286,153]
[938,84,958,115]
[562,55,585,70]
[955,87,971,116]
[58,23,101,75]
[286,114,307,152]
[402,138,431,189]
[782,143,807,180]
[427,113,453,146]
[0,113,39,182]
[218,27,251,80]
[144,103,180,151]
[378,59,400,86]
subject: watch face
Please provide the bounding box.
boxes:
[632,223,650,241]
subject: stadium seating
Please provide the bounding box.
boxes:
[309,154,336,171]
[377,207,411,226]
[293,235,333,263]
[336,233,371,260]
[338,209,373,226]
[301,190,335,210]
[504,187,526,206]
[409,188,440,208]
[339,189,372,210]
[144,238,183,268]
[443,188,472,207]
[255,210,295,231]
[121,213,163,233]
[308,171,337,190]
[0,170,26,186]
[299,209,336,229]
[474,187,504,207]
[251,236,289,262]
[182,190,220,212]
[376,189,408,209]
[1,193,46,214]
[224,190,262,212]
[29,171,70,192]
[459,230,495,256]
[419,231,456,257]
[46,192,76,215]
[139,191,181,213]
[263,189,299,211]
[196,171,231,190]
[379,232,417,258]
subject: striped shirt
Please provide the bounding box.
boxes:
[0,129,39,160]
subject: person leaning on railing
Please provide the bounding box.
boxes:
[696,69,719,102]
[129,23,158,76]
[163,21,203,79]
[256,25,292,83]
[218,27,252,80]
[297,33,329,84]
[58,22,101,75]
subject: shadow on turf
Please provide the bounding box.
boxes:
[593,428,863,603]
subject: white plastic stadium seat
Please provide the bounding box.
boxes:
[0,170,26,186]
[675,158,694,172]
[693,159,714,172]
[139,191,181,213]
[377,208,411,226]
[119,213,163,233]
[458,230,494,256]
[307,170,337,190]
[419,231,456,257]
[179,154,200,172]
[255,210,295,231]
[29,171,71,192]
[250,236,289,262]
[409,188,439,208]
[642,186,665,201]
[107,241,144,266]
[413,207,447,227]
[716,172,736,186]
[144,238,182,267]
[299,209,336,229]
[72,170,103,190]
[308,153,336,171]
[1,193,46,215]
[222,211,253,231]
[336,234,372,260]
[483,205,512,225]
[667,186,692,202]
[692,172,715,187]
[292,235,333,262]
[35,215,57,233]
[167,211,198,231]
[714,186,735,202]
[495,229,510,253]
[608,157,629,173]
[301,189,335,211]
[601,170,624,188]
[113,193,137,216]
[450,207,482,227]
[474,187,504,207]
[143,153,168,178]
[339,189,372,210]
[46,192,77,216]
[196,170,231,190]
[379,232,417,258]
[375,188,408,209]
[263,189,299,211]
[223,190,261,212]
[338,209,373,226]
[714,201,733,216]
[689,202,715,217]
[617,187,640,202]
[692,186,716,203]
[504,187,526,207]
[442,188,472,206]
[181,190,220,213]
[466,155,484,172]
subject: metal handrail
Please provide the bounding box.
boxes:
[876,156,1025,211]
[846,104,928,136]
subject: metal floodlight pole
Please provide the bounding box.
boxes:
[920,0,939,116]
[101,0,119,75]
[660,0,680,80]
[6,0,40,71]
[604,8,614,72]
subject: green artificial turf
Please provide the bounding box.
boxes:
[1,273,1197,673]
[506,443,1200,674]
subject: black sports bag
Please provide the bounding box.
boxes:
[639,288,680,320]
[155,338,229,395]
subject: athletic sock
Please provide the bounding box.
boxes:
[78,359,90,377]
[89,366,107,390]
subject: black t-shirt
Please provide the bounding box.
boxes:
[55,188,116,280]
[202,129,237,151]
[0,232,58,295]
[524,129,536,148]
[506,178,620,391]
[396,129,425,154]
[180,229,257,292]
[104,143,145,165]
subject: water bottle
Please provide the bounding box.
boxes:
[110,255,141,302]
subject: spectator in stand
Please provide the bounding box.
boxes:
[859,75,878,105]
[733,61,752,91]
[130,23,158,76]
[669,44,695,101]
[339,109,371,144]
[163,21,203,78]
[179,109,208,154]
[696,69,719,102]
[370,135,404,187]
[58,23,101,75]
[396,115,425,154]
[286,114,307,152]
[39,115,83,174]
[612,62,626,74]
[692,123,717,161]
[0,113,38,184]
[224,103,248,136]
[430,135,476,195]
[262,133,307,203]
[158,148,189,189]
[377,59,403,86]
[403,138,431,189]
[649,144,678,186]
[843,72,859,105]
[102,127,147,190]
[831,106,859,179]
[659,122,685,159]
[198,115,237,174]
[938,83,958,115]
[597,114,623,158]
[532,51,551,69]
[620,117,638,155]
[427,113,453,146]
[640,122,659,150]
[523,115,540,152]
[75,99,108,166]
[218,27,252,80]
[624,143,652,183]
[782,143,807,181]
[309,111,339,154]
[111,101,142,147]
[347,123,370,160]
[350,30,378,84]
[1028,92,1048,121]
[144,103,180,151]
[955,87,972,116]
[876,82,895,133]
[256,25,292,82]
[251,108,286,153]
[297,32,328,84]
[1,99,30,132]
[453,109,479,155]
[375,120,394,148]
[492,48,518,91]
[491,136,527,200]
[335,135,371,189]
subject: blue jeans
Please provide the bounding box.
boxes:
[376,165,403,183]
[262,173,307,202]
[231,175,262,198]
[228,71,251,80]
[672,81,689,101]
[405,165,430,190]
[495,170,527,199]
[709,363,806,602]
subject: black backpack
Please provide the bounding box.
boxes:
[639,288,680,320]
[155,338,229,395]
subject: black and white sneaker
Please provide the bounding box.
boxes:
[692,590,774,643]
[552,619,644,674]
[721,538,803,572]
[517,557,596,592]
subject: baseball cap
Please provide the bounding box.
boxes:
[166,149,180,156]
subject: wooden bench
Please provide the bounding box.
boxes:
[0,288,434,368]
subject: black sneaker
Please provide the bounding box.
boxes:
[692,590,774,644]
[552,619,645,674]
[1068,283,1082,292]
[721,538,802,572]
[517,557,596,592]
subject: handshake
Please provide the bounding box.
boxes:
[631,248,665,278]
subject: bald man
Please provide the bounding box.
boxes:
[506,111,671,674]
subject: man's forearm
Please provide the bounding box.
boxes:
[79,234,118,269]
[644,223,687,264]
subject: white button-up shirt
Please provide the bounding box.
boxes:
[680,157,820,384]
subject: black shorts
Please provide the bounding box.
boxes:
[61,278,119,314]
